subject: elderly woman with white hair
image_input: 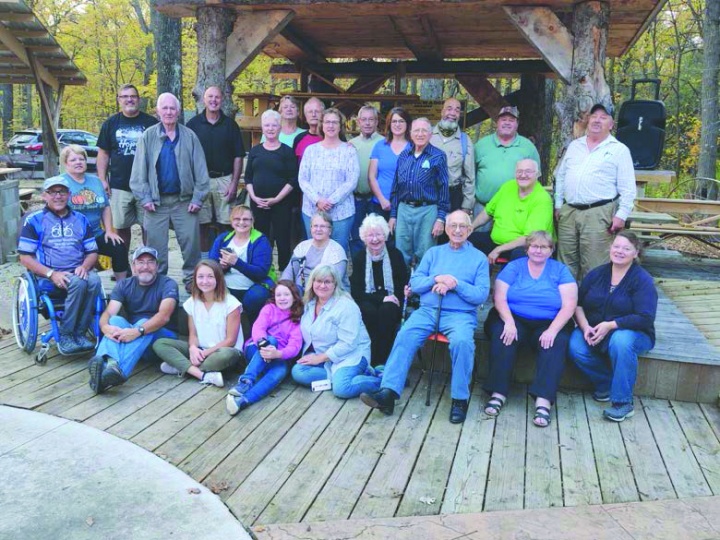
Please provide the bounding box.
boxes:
[291,265,381,399]
[245,109,299,269]
[350,214,408,366]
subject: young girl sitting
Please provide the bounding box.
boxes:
[226,280,303,415]
[153,260,242,387]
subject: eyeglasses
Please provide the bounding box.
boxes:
[358,117,376,123]
[447,223,470,231]
[134,259,158,267]
[516,169,537,177]
[118,94,139,100]
[233,217,253,223]
[315,279,335,286]
[390,119,406,125]
[411,128,430,134]
[323,120,340,125]
[45,190,69,197]
[528,244,552,251]
[311,224,330,230]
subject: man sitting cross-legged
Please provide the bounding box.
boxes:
[360,210,489,424]
[88,246,178,394]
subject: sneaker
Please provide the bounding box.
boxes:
[592,390,611,402]
[74,333,96,351]
[88,355,107,394]
[160,362,181,376]
[226,394,249,416]
[228,378,253,397]
[603,402,635,422]
[101,359,127,390]
[58,333,79,355]
[200,371,224,388]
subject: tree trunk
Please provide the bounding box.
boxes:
[1,84,13,141]
[22,84,33,128]
[194,7,237,116]
[151,4,183,120]
[556,1,611,154]
[420,79,443,101]
[697,0,720,200]
[40,84,59,178]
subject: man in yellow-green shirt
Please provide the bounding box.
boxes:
[469,158,553,264]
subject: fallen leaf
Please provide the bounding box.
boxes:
[187,487,201,495]
[210,481,230,494]
[85,517,94,527]
[253,526,266,533]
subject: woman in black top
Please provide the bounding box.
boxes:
[350,214,408,366]
[245,109,299,269]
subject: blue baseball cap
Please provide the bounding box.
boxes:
[42,176,70,191]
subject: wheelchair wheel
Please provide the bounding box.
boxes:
[12,275,39,353]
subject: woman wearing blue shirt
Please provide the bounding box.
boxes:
[368,107,412,219]
[569,231,657,423]
[483,231,577,427]
[291,265,381,398]
[62,144,129,281]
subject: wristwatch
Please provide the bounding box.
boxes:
[46,269,54,279]
[138,326,146,336]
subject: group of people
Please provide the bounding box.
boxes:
[17,84,656,424]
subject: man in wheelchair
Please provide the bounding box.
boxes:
[88,246,179,394]
[17,176,102,354]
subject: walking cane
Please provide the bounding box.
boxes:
[426,293,444,406]
[401,257,417,326]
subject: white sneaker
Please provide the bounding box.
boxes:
[200,371,224,387]
[160,362,181,375]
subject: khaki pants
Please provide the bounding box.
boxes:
[557,200,618,281]
[153,338,241,374]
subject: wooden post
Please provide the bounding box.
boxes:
[518,74,553,183]
[193,7,237,115]
[557,1,612,152]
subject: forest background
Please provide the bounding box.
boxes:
[1,0,716,199]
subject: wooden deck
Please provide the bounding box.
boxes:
[2,335,720,529]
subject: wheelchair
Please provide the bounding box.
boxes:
[12,270,107,365]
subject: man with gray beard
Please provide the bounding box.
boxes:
[431,98,475,214]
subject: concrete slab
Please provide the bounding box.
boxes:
[0,405,251,540]
[254,496,720,540]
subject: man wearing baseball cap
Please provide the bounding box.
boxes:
[17,176,102,354]
[88,245,179,394]
[554,102,636,280]
[473,106,540,231]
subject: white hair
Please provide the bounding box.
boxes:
[157,92,180,110]
[359,213,390,242]
[261,109,281,124]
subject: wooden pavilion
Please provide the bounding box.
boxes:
[155,0,669,153]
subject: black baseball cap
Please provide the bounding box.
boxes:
[589,103,614,116]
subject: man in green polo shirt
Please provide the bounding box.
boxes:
[474,106,540,231]
[469,158,553,263]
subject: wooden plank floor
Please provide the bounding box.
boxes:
[3,341,720,528]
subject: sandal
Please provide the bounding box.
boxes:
[533,406,552,428]
[484,396,505,417]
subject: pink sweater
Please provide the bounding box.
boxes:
[248,303,303,360]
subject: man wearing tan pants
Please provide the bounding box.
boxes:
[554,103,636,281]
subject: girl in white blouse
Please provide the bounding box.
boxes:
[153,260,242,388]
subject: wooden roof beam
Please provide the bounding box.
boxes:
[465,89,521,127]
[0,24,59,90]
[226,10,294,80]
[389,15,443,62]
[503,6,573,84]
[457,74,509,121]
[279,26,326,64]
[269,59,553,79]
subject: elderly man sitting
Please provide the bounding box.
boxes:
[18,176,102,354]
[468,158,554,264]
[360,210,489,424]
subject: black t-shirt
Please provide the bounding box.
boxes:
[186,110,246,176]
[110,274,179,331]
[97,111,158,191]
[244,143,298,198]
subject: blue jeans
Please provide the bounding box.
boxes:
[350,196,373,259]
[241,337,290,404]
[291,357,380,399]
[381,306,476,400]
[395,203,437,266]
[303,212,354,255]
[569,328,653,404]
[96,315,176,378]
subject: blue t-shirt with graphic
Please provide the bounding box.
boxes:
[63,173,109,238]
